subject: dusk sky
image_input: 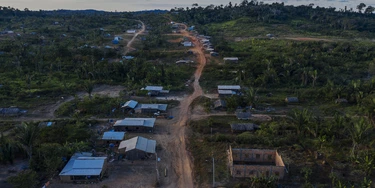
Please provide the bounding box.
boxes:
[2,0,374,11]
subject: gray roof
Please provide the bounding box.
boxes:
[218,90,236,95]
[285,97,299,103]
[145,86,163,91]
[122,100,138,109]
[102,132,125,140]
[230,123,259,131]
[0,107,20,114]
[114,118,156,128]
[119,136,156,153]
[59,152,107,176]
[223,57,239,61]
[136,104,168,111]
[218,85,241,90]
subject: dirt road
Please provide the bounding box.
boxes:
[124,20,145,55]
[161,23,206,188]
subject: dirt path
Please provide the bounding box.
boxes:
[161,23,206,188]
[124,20,145,55]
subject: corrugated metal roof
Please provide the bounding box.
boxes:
[118,136,156,153]
[145,86,163,91]
[63,169,102,176]
[223,57,239,61]
[218,90,236,95]
[59,153,106,176]
[230,123,259,131]
[122,100,138,109]
[136,104,168,111]
[73,159,105,169]
[218,85,241,90]
[114,118,156,128]
[102,132,125,140]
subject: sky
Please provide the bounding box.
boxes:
[1,0,375,12]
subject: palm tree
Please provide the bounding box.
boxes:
[14,122,40,160]
[288,109,312,136]
[349,118,372,158]
[83,80,94,99]
[309,70,318,87]
[357,3,366,13]
[0,134,18,164]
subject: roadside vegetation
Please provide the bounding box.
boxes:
[174,1,375,187]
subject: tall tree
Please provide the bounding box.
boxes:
[14,122,40,160]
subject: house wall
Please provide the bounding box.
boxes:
[229,164,285,179]
[231,148,277,163]
[114,126,153,133]
[228,147,285,179]
[59,160,108,183]
[99,139,122,146]
[125,149,148,160]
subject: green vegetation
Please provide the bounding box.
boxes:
[174,1,375,187]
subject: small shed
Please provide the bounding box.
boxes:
[101,131,125,145]
[182,41,193,47]
[118,136,156,160]
[126,30,136,34]
[0,107,21,116]
[122,56,134,60]
[230,123,259,133]
[285,97,299,103]
[214,99,226,110]
[121,100,138,109]
[223,57,239,63]
[335,98,348,104]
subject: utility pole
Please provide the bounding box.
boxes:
[212,157,215,188]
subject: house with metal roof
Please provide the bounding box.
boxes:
[230,123,259,133]
[218,85,241,97]
[101,131,125,145]
[121,100,138,109]
[285,97,299,103]
[118,136,156,160]
[59,152,108,183]
[0,107,22,116]
[134,104,168,114]
[113,118,156,132]
[223,57,239,63]
[143,86,169,96]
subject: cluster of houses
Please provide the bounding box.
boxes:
[59,116,159,183]
[58,86,171,183]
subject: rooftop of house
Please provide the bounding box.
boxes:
[118,136,156,153]
[122,100,138,109]
[144,86,163,91]
[59,152,107,176]
[101,131,125,140]
[114,118,156,128]
[223,57,239,61]
[218,85,241,90]
[218,90,236,95]
[230,123,259,131]
[136,104,168,111]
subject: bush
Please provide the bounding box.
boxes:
[7,170,39,188]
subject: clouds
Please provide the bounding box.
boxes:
[2,0,375,11]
